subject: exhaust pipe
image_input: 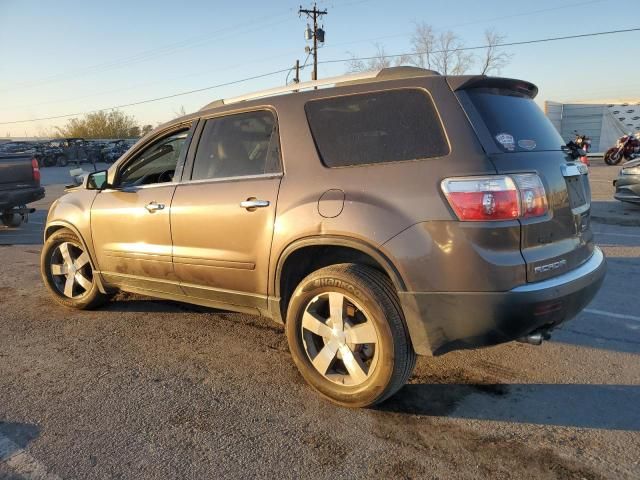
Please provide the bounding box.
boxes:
[518,332,544,345]
[518,328,552,345]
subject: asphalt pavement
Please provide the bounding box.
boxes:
[0,164,638,479]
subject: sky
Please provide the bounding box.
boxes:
[0,0,638,137]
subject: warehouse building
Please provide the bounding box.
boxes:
[545,101,640,153]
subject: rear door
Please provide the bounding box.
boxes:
[170,109,282,310]
[456,82,594,282]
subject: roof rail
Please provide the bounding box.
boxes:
[198,67,440,111]
[225,70,382,105]
[199,70,381,111]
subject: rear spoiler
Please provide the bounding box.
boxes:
[446,76,538,99]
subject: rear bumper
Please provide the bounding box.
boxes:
[399,247,606,356]
[0,187,45,211]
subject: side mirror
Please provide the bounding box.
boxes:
[86,170,109,190]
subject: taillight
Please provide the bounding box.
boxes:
[31,158,40,182]
[441,174,548,222]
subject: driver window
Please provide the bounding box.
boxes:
[118,129,189,187]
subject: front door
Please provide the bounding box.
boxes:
[91,127,193,294]
[170,109,282,310]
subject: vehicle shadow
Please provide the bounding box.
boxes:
[102,296,221,315]
[378,383,640,431]
[0,421,40,460]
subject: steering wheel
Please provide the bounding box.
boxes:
[157,170,174,183]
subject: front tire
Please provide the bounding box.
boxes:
[285,264,416,408]
[41,229,109,309]
[604,148,622,165]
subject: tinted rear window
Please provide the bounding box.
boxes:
[305,89,449,167]
[464,88,565,152]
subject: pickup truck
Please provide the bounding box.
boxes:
[0,154,45,227]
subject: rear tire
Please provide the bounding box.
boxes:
[56,155,68,167]
[285,263,416,408]
[41,228,109,309]
[1,212,22,228]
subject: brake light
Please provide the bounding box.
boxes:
[31,158,40,182]
[441,174,548,221]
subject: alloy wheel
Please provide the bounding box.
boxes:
[50,242,93,299]
[301,292,379,386]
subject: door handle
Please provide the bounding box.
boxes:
[240,198,270,210]
[145,201,165,212]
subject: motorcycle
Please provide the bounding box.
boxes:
[564,138,589,166]
[604,133,640,165]
[571,131,591,165]
[574,131,591,153]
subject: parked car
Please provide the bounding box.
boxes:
[37,140,65,167]
[101,139,131,163]
[613,158,640,204]
[0,141,37,156]
[40,67,606,407]
[42,138,102,167]
[0,154,45,227]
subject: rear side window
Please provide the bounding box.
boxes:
[463,88,565,152]
[305,89,449,167]
[191,110,280,180]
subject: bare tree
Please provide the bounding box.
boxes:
[346,43,411,73]
[431,30,474,75]
[408,23,474,75]
[410,22,435,70]
[345,24,511,76]
[173,105,187,119]
[479,29,513,75]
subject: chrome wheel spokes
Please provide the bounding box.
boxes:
[50,242,93,299]
[301,291,379,386]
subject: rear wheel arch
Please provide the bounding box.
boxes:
[274,236,406,321]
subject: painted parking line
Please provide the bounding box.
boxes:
[593,231,640,238]
[584,308,640,323]
[0,432,60,480]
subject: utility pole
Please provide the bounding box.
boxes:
[299,3,327,81]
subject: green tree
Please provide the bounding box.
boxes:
[55,110,140,138]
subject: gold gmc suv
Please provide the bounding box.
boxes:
[41,67,606,407]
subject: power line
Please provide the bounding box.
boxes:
[0,14,295,94]
[318,27,640,65]
[0,68,292,125]
[1,26,638,126]
[2,0,368,95]
[317,0,606,52]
